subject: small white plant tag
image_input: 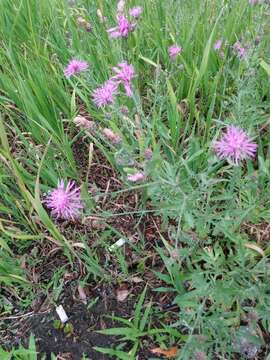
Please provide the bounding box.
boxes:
[109,238,126,252]
[56,305,69,323]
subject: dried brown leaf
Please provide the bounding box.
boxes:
[150,346,178,358]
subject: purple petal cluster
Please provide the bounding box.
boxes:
[92,62,136,107]
[92,80,118,108]
[64,59,88,78]
[168,45,182,60]
[107,3,142,39]
[111,62,136,97]
[44,180,84,220]
[213,126,257,164]
[108,15,135,38]
[233,42,246,59]
[129,6,143,18]
[214,39,222,51]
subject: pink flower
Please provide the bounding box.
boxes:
[213,126,257,164]
[44,180,83,220]
[214,39,222,51]
[64,59,88,78]
[129,6,143,18]
[111,62,136,97]
[92,80,118,108]
[168,45,182,60]
[233,42,246,59]
[107,15,134,38]
[127,172,145,182]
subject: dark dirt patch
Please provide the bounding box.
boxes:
[25,283,156,360]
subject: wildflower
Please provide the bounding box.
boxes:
[127,171,145,182]
[108,15,134,38]
[92,80,118,108]
[74,116,96,131]
[64,59,88,78]
[44,180,83,220]
[111,62,136,97]
[102,128,122,145]
[168,45,182,60]
[213,126,257,164]
[129,6,143,18]
[214,39,222,50]
[233,42,246,59]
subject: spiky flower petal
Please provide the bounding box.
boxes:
[129,6,143,18]
[168,45,182,60]
[45,180,83,220]
[92,80,118,108]
[64,59,88,78]
[111,62,136,97]
[107,15,134,38]
[213,126,257,164]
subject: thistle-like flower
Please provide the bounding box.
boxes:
[168,45,182,60]
[107,15,135,38]
[92,80,118,108]
[233,42,246,59]
[129,6,143,18]
[111,62,136,97]
[214,39,222,51]
[213,126,257,164]
[44,180,83,220]
[64,59,88,78]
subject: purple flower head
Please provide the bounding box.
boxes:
[112,62,136,97]
[64,59,88,78]
[92,80,118,108]
[168,45,182,60]
[213,126,257,164]
[127,172,145,182]
[44,180,83,220]
[214,39,222,51]
[233,42,246,59]
[107,15,134,38]
[129,6,143,18]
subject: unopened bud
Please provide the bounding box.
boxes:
[144,148,153,160]
[74,116,96,131]
[102,128,121,145]
[97,9,107,23]
[117,0,126,13]
[127,172,145,182]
